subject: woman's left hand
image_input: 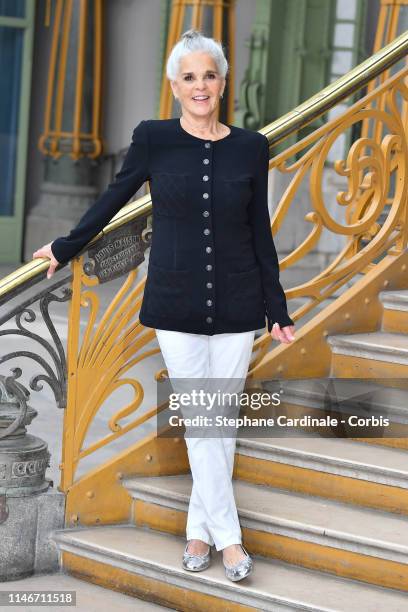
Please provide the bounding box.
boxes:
[271,323,295,344]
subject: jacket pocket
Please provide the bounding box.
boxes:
[150,172,189,218]
[223,177,253,209]
[146,261,191,319]
[227,266,265,321]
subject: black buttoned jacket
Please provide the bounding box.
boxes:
[51,118,294,335]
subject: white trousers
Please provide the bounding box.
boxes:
[155,328,255,551]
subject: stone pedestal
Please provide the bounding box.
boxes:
[0,374,63,581]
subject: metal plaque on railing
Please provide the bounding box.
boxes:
[83,218,150,283]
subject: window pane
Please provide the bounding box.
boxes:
[201,5,213,37]
[0,0,25,18]
[336,0,356,20]
[0,26,23,216]
[396,7,408,36]
[334,23,354,48]
[331,50,353,74]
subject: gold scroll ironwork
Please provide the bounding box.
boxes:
[249,59,408,370]
[60,256,171,490]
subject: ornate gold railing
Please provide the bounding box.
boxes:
[61,257,167,489]
[0,31,407,501]
[251,60,408,354]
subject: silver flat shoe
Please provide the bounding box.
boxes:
[223,544,253,582]
[182,541,211,572]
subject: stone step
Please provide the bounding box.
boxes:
[234,433,408,514]
[260,378,408,450]
[52,524,408,612]
[327,331,408,364]
[380,290,408,311]
[124,474,408,590]
[380,290,408,333]
[327,331,408,379]
[271,378,408,423]
[256,377,408,451]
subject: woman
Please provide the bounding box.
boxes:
[33,29,295,582]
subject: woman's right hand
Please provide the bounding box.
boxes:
[32,242,60,279]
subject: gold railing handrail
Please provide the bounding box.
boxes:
[1,28,407,303]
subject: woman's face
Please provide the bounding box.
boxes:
[171,51,225,119]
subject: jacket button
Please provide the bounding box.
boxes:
[206,316,213,323]
[203,210,210,217]
[205,142,211,148]
[206,264,212,271]
[203,228,210,235]
[206,282,213,288]
[203,175,209,181]
[203,193,209,199]
[206,246,212,253]
[206,299,213,306]
[203,158,209,164]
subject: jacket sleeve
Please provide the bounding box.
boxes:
[248,134,294,332]
[50,119,150,265]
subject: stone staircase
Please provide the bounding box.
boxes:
[328,290,408,381]
[52,521,407,611]
[51,289,408,610]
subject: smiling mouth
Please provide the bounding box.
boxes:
[192,96,210,102]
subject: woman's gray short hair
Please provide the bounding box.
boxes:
[166,29,229,81]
